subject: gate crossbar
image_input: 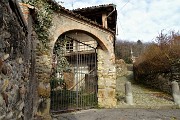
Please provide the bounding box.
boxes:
[68,68,96,90]
[66,36,97,50]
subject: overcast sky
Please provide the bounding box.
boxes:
[55,0,180,42]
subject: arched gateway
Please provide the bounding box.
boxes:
[33,0,117,117]
[51,32,98,112]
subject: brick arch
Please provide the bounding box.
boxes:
[55,29,107,50]
[49,14,115,55]
[50,28,109,51]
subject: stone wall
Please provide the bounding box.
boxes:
[116,59,128,77]
[35,50,52,119]
[97,49,117,108]
[0,0,31,119]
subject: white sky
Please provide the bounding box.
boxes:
[55,0,180,43]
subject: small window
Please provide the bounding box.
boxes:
[66,40,73,52]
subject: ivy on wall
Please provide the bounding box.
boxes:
[54,37,71,74]
[27,0,53,51]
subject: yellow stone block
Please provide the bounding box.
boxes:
[98,89,105,98]
[38,83,51,98]
[108,89,115,98]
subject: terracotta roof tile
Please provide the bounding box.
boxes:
[72,4,115,11]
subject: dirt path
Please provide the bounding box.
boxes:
[116,71,176,108]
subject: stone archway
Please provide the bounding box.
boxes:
[50,32,98,112]
[49,13,115,58]
[52,29,107,50]
[34,9,117,119]
[48,15,117,108]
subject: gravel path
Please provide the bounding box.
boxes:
[116,71,176,108]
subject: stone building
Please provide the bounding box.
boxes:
[1,0,118,119]
[47,0,118,111]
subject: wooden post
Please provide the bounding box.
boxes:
[102,13,108,29]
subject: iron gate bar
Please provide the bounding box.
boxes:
[51,35,98,113]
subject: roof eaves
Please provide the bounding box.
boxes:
[72,4,115,12]
[47,0,115,34]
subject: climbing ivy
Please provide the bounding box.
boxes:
[54,38,71,73]
[27,0,53,50]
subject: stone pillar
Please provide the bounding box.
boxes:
[35,51,52,120]
[97,49,117,108]
[125,81,133,105]
[171,81,180,106]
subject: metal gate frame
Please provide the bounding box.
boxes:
[51,35,98,112]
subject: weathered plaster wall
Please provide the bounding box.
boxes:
[66,32,98,49]
[0,1,30,119]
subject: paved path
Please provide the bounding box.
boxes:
[52,108,180,120]
[116,71,176,108]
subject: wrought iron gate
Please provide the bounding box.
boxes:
[51,35,98,112]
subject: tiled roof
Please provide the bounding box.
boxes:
[72,4,117,32]
[47,0,115,34]
[72,4,116,12]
